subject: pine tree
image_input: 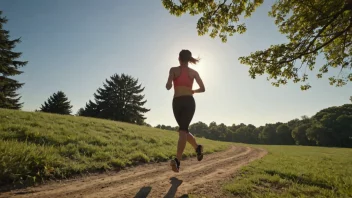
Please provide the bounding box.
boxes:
[81,73,150,124]
[75,108,84,116]
[0,11,28,109]
[40,91,73,115]
[80,100,100,117]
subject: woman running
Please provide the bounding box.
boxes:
[165,49,205,172]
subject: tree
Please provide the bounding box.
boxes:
[143,122,152,127]
[208,121,220,139]
[227,123,246,142]
[40,91,72,115]
[350,96,352,103]
[306,124,330,146]
[234,124,259,144]
[80,100,99,117]
[301,115,310,121]
[336,114,352,147]
[0,11,28,109]
[228,123,246,133]
[189,121,210,138]
[155,124,178,131]
[307,104,352,147]
[259,124,278,144]
[76,108,84,116]
[292,124,312,145]
[216,123,231,141]
[163,0,352,90]
[81,73,150,124]
[276,124,294,145]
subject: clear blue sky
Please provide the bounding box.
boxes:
[2,0,351,127]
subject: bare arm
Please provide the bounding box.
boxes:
[193,71,205,93]
[166,68,173,90]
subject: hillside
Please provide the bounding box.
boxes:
[0,109,230,187]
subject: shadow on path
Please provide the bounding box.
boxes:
[164,177,183,198]
[134,186,152,198]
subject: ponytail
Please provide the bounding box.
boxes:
[189,56,200,64]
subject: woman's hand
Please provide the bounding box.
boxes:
[166,82,172,90]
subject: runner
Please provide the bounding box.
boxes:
[165,49,206,172]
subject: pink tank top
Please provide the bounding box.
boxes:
[173,67,193,88]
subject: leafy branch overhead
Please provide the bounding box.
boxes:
[162,0,264,42]
[162,0,352,90]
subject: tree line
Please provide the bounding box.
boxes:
[156,103,352,148]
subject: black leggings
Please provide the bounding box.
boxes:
[172,95,196,132]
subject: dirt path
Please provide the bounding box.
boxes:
[1,146,267,198]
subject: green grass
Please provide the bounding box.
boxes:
[223,144,352,198]
[0,109,230,187]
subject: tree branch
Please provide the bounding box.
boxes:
[211,0,227,17]
[298,0,325,16]
[264,11,351,65]
[342,31,348,55]
[295,24,351,61]
[294,60,306,76]
[301,9,345,56]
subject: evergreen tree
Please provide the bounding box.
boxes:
[40,91,73,115]
[76,108,84,116]
[80,100,100,117]
[81,73,150,124]
[0,11,28,109]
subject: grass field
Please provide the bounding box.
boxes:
[0,109,230,187]
[223,144,352,198]
[2,108,352,197]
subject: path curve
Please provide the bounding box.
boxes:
[1,146,267,198]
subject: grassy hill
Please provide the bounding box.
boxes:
[0,109,230,187]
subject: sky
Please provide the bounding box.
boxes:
[2,0,351,127]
